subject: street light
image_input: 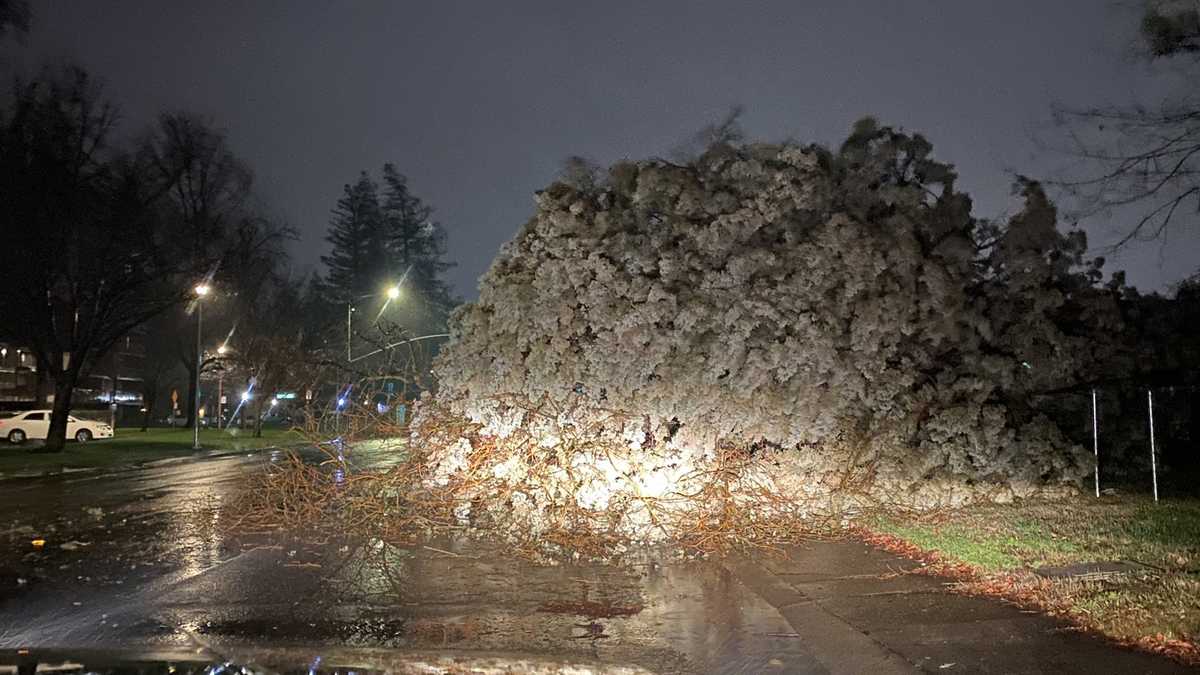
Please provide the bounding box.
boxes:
[213,345,230,429]
[346,283,403,361]
[192,284,210,450]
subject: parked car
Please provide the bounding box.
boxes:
[0,410,114,444]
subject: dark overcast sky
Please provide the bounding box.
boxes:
[3,0,1197,296]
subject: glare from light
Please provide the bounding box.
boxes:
[337,397,347,408]
[217,345,228,355]
[270,397,278,407]
[241,391,250,401]
[386,285,401,300]
[194,284,211,297]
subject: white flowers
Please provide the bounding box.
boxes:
[417,123,1099,539]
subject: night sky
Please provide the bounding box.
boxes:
[3,0,1197,297]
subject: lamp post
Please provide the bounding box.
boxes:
[193,284,211,450]
[346,303,354,362]
[345,284,402,362]
[216,344,228,429]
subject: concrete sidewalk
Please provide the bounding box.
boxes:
[730,539,1193,674]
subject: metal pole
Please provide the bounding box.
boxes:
[110,336,124,432]
[346,302,353,362]
[1148,389,1158,502]
[217,373,224,430]
[1091,388,1100,498]
[193,299,203,450]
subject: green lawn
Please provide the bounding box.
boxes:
[869,496,1200,657]
[0,426,303,477]
[105,426,300,452]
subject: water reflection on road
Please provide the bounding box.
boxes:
[0,445,819,673]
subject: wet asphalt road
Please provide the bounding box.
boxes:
[0,448,1194,674]
[0,448,817,673]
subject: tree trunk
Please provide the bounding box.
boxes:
[141,379,158,431]
[184,363,197,429]
[42,371,79,452]
[253,396,265,438]
[34,354,50,404]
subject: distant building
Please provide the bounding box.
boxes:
[0,345,37,404]
[0,335,146,420]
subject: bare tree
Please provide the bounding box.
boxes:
[668,105,745,163]
[0,67,207,450]
[141,113,295,429]
[1049,1,1200,250]
[224,276,315,437]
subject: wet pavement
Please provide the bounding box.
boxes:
[0,449,1194,673]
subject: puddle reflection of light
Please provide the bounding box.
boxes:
[172,491,226,580]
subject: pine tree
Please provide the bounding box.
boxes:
[320,172,385,302]
[380,163,455,329]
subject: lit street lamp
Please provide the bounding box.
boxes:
[215,344,229,429]
[346,283,402,361]
[193,283,211,450]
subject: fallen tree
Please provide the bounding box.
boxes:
[236,119,1122,558]
[406,119,1120,550]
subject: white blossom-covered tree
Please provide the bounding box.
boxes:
[411,119,1109,546]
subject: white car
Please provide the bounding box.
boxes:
[0,410,114,444]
